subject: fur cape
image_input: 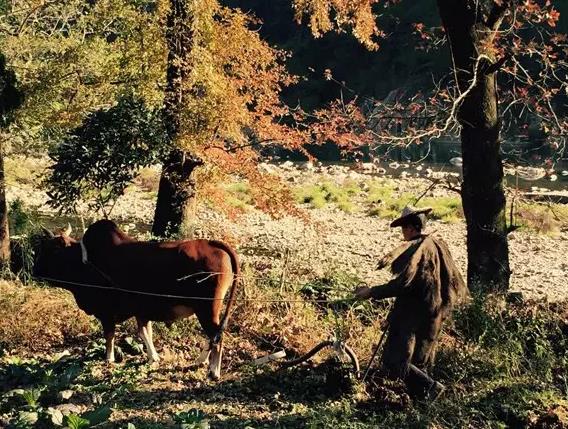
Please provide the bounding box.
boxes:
[374,235,468,316]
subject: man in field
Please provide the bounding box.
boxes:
[355,206,467,400]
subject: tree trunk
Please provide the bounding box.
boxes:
[437,0,511,292]
[152,149,202,237]
[152,0,202,237]
[0,140,10,271]
[0,53,23,272]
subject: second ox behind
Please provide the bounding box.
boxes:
[34,220,239,379]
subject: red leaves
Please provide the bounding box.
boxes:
[545,8,560,27]
[517,0,561,28]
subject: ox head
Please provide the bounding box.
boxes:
[33,224,80,278]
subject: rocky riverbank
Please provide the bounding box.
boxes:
[6,161,568,302]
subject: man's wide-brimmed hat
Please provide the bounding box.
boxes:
[390,205,432,227]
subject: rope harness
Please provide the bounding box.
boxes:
[34,274,357,304]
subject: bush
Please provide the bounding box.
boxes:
[44,94,168,217]
[8,199,36,237]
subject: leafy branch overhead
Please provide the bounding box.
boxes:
[295,0,567,167]
[45,94,167,217]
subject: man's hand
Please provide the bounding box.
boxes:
[354,286,373,300]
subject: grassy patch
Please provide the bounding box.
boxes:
[225,181,253,210]
[366,179,413,219]
[422,196,463,223]
[365,179,463,223]
[1,271,567,428]
[0,281,94,352]
[515,202,568,235]
[294,181,360,212]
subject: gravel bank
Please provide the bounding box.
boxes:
[6,162,567,301]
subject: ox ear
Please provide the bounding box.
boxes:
[41,226,55,239]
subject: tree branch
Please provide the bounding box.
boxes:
[486,0,513,30]
[204,139,279,153]
[484,54,510,75]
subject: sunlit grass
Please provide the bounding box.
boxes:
[514,202,568,235]
[294,181,361,212]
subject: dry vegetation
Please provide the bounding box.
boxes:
[0,281,93,353]
[1,262,567,428]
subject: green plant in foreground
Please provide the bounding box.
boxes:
[174,409,210,429]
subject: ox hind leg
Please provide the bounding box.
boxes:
[195,310,224,380]
[195,261,234,380]
[101,319,116,363]
[136,318,160,365]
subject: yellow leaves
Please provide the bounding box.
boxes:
[292,0,382,50]
[1,0,166,132]
[175,1,297,157]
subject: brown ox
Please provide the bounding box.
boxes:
[33,220,239,379]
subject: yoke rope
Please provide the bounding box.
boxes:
[33,275,357,305]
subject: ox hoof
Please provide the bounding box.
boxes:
[147,355,160,367]
[208,372,220,381]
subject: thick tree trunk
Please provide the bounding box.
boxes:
[152,0,201,237]
[152,149,202,237]
[437,0,511,292]
[0,142,10,271]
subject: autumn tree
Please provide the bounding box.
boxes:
[0,0,165,153]
[1,1,305,236]
[152,0,303,236]
[292,0,567,292]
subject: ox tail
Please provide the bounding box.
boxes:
[210,241,240,343]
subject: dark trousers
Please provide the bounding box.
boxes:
[380,314,443,399]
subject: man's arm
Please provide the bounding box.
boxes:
[369,279,406,300]
[357,251,422,300]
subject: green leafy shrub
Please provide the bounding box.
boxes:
[45,94,167,217]
[8,199,35,237]
[174,409,210,429]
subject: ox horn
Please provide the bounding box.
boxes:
[63,223,73,237]
[41,225,55,238]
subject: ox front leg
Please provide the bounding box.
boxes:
[101,319,116,364]
[136,318,160,365]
